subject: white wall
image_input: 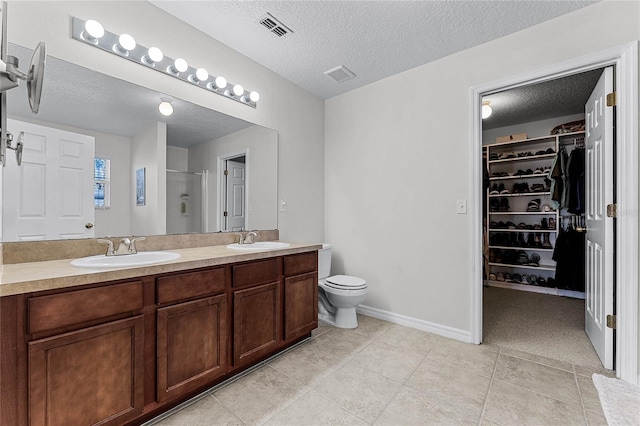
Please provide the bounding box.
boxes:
[189,125,278,232]
[325,1,640,338]
[131,122,166,236]
[166,145,195,235]
[6,0,325,243]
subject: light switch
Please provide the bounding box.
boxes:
[456,199,467,214]
[280,199,287,212]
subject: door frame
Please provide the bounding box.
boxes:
[470,42,639,384]
[217,149,249,232]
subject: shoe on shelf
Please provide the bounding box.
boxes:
[529,274,538,285]
[542,203,555,212]
[542,233,553,249]
[496,272,505,282]
[499,198,511,211]
[548,218,556,229]
[506,221,516,229]
[504,273,512,281]
[526,233,535,247]
[490,184,499,195]
[490,198,500,211]
[528,253,541,267]
[512,273,522,282]
[541,218,548,229]
[517,222,527,229]
[537,276,548,286]
[489,273,497,281]
[521,275,530,285]
[516,251,529,265]
[527,199,541,212]
[533,168,544,174]
[531,183,545,192]
[534,233,542,247]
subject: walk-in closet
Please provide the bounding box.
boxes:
[480,68,607,368]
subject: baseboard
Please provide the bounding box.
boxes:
[356,305,472,343]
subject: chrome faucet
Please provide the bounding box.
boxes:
[97,236,146,256]
[245,232,258,244]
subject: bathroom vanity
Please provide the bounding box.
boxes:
[0,243,320,426]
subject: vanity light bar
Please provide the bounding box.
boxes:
[71,17,259,108]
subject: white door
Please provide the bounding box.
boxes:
[224,159,245,231]
[584,67,614,369]
[3,119,95,241]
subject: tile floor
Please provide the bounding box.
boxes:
[151,315,614,425]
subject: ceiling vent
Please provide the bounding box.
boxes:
[259,13,293,38]
[324,65,356,83]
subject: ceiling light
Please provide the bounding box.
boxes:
[249,91,260,102]
[82,20,104,43]
[208,76,227,91]
[158,99,173,116]
[142,47,163,66]
[482,101,492,119]
[114,34,136,55]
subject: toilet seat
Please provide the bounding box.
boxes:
[323,274,367,291]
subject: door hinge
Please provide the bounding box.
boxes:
[606,92,617,107]
[224,169,229,176]
[606,314,616,329]
[223,211,228,217]
[606,203,617,218]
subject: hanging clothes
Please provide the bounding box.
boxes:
[549,148,568,209]
[552,227,585,291]
[567,147,586,214]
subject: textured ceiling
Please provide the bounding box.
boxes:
[482,69,603,130]
[150,0,599,100]
[7,44,253,147]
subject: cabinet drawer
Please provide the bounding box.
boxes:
[157,268,226,304]
[28,281,143,334]
[284,252,318,277]
[232,259,280,288]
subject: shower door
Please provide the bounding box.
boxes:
[166,169,207,234]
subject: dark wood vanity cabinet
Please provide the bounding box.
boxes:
[0,250,318,426]
[232,259,282,367]
[283,252,318,342]
[156,267,229,403]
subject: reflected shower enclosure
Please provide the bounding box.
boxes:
[166,169,208,234]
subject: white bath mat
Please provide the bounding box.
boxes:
[592,373,640,426]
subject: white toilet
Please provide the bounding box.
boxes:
[317,244,368,328]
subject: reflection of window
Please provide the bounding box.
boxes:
[94,158,111,209]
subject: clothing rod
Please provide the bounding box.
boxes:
[166,169,205,176]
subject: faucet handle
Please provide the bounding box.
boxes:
[236,233,245,244]
[130,237,146,254]
[97,239,115,256]
[245,231,258,244]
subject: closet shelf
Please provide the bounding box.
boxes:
[489,174,551,181]
[488,229,557,233]
[489,192,551,198]
[490,211,557,215]
[484,280,585,299]
[489,262,556,271]
[488,153,555,164]
[489,245,554,252]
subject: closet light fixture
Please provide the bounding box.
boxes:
[158,98,174,116]
[482,100,493,119]
[71,16,260,108]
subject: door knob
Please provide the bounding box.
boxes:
[85,223,94,229]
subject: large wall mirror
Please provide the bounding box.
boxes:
[3,43,278,242]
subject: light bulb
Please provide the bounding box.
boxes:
[208,75,227,91]
[232,84,244,97]
[168,58,188,75]
[159,101,174,117]
[249,91,260,102]
[190,68,209,83]
[119,34,136,51]
[482,101,492,119]
[82,20,104,43]
[142,47,163,65]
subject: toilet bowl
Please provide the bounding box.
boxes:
[317,244,368,329]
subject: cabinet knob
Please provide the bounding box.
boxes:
[85,223,94,229]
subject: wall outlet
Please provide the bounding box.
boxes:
[456,199,467,214]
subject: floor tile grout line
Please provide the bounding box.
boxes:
[572,367,593,426]
[491,376,586,408]
[478,345,503,425]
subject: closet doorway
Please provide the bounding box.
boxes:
[472,43,638,384]
[480,68,609,369]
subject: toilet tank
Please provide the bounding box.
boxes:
[318,243,332,279]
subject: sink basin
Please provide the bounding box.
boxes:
[71,251,181,269]
[227,242,290,250]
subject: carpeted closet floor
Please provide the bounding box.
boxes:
[483,286,603,368]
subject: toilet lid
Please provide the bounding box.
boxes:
[324,275,367,290]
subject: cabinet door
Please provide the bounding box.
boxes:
[28,316,144,426]
[233,282,281,367]
[157,294,228,402]
[284,272,318,341]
